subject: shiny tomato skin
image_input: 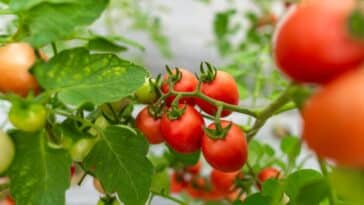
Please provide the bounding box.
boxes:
[202,121,247,172]
[135,107,164,144]
[0,43,40,96]
[161,105,204,153]
[196,71,239,117]
[274,0,364,84]
[161,68,198,105]
[303,69,364,168]
[210,169,239,193]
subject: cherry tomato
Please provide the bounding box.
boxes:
[0,131,15,175]
[93,178,105,194]
[70,138,96,162]
[9,103,47,132]
[135,107,164,144]
[185,161,202,175]
[274,0,364,83]
[4,195,15,205]
[186,177,207,199]
[257,167,281,189]
[210,169,240,193]
[196,71,239,117]
[161,68,198,105]
[303,69,364,168]
[161,105,204,153]
[0,43,40,96]
[202,121,248,172]
[170,172,188,193]
[135,78,158,104]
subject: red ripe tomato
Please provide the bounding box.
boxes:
[170,172,188,193]
[185,161,202,175]
[196,71,239,117]
[274,0,364,84]
[202,121,247,172]
[161,105,204,153]
[202,188,224,201]
[303,68,364,168]
[210,169,240,193]
[161,68,198,105]
[135,107,164,144]
[257,167,281,189]
[0,43,40,96]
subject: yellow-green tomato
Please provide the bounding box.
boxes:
[9,103,47,132]
[70,138,96,162]
[0,131,15,174]
[135,78,158,104]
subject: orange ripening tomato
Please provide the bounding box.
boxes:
[0,43,41,96]
[135,107,164,144]
[210,169,240,193]
[274,0,364,84]
[196,71,239,117]
[161,68,198,105]
[202,121,248,172]
[303,68,364,168]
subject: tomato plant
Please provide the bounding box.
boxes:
[0,0,363,205]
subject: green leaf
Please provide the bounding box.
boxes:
[16,0,109,47]
[295,178,330,205]
[166,146,200,166]
[280,136,301,164]
[213,9,236,39]
[87,36,128,52]
[348,9,364,39]
[84,125,153,205]
[150,169,170,194]
[329,167,364,204]
[8,130,72,205]
[34,48,148,107]
[262,179,284,204]
[284,169,323,202]
[242,193,271,205]
[9,0,75,11]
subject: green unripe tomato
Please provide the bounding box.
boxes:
[9,103,47,132]
[89,116,109,136]
[135,78,158,104]
[70,138,96,162]
[0,131,15,175]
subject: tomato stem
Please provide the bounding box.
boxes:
[318,158,337,205]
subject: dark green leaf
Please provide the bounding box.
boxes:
[262,179,284,204]
[34,48,148,107]
[84,125,153,205]
[242,193,271,205]
[87,37,127,52]
[9,0,75,11]
[295,178,330,205]
[16,0,109,47]
[8,130,72,205]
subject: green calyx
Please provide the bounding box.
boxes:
[203,122,233,140]
[199,61,217,83]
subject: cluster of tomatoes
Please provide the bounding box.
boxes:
[135,66,249,173]
[274,0,364,168]
[168,161,281,202]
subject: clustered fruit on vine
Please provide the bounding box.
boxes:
[135,66,249,173]
[273,0,364,168]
